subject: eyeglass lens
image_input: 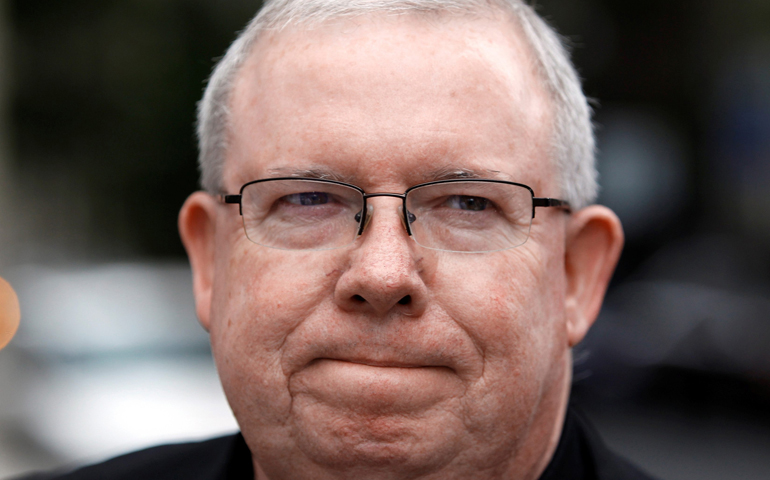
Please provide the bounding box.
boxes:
[239,179,534,252]
[406,181,533,252]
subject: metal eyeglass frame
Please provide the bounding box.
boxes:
[222,177,571,248]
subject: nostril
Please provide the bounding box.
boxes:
[352,294,366,303]
[398,295,412,305]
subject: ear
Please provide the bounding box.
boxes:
[179,192,219,331]
[563,205,624,347]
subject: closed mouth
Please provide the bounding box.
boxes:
[311,357,450,371]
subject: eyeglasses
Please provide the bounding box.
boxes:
[222,178,570,253]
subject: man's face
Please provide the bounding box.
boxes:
[206,14,576,479]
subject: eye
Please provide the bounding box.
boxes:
[445,195,490,211]
[282,192,331,206]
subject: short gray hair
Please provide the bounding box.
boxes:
[197,0,597,208]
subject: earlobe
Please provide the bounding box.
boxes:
[178,192,219,331]
[563,205,624,347]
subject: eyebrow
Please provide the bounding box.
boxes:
[423,166,505,182]
[265,165,507,185]
[266,167,349,182]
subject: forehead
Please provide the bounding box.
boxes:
[226,13,555,191]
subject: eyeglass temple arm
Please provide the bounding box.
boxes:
[222,194,243,214]
[532,198,571,218]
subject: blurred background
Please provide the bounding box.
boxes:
[0,0,769,478]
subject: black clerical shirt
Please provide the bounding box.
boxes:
[17,408,658,480]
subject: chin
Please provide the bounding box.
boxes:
[290,404,463,474]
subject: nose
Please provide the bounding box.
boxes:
[333,199,429,317]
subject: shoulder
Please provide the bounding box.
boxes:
[571,409,660,480]
[17,433,251,480]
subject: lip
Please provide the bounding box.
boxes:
[311,357,446,370]
[286,345,467,380]
[291,354,465,413]
[280,314,485,381]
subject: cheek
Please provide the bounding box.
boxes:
[433,247,563,360]
[208,241,343,423]
[429,245,567,432]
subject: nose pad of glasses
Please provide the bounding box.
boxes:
[363,204,374,230]
[355,204,375,236]
[400,207,416,235]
